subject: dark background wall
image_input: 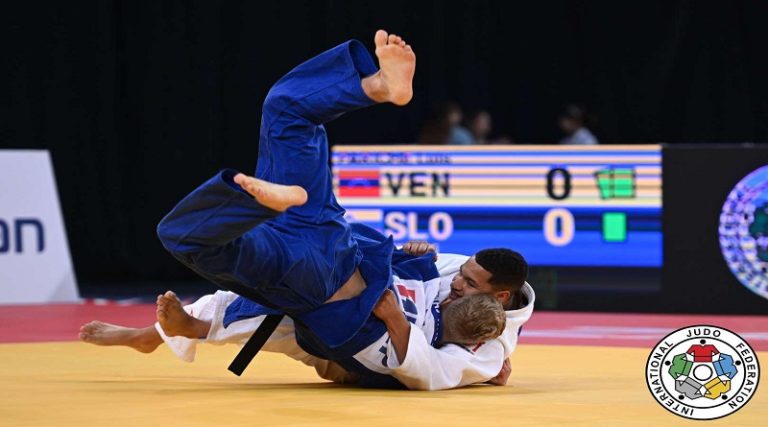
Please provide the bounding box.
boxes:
[3,1,768,291]
[663,145,768,314]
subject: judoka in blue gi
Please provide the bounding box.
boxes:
[153,30,430,385]
[80,30,535,389]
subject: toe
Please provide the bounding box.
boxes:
[374,30,388,48]
[81,321,97,331]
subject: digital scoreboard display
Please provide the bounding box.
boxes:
[332,145,662,267]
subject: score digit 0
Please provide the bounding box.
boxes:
[546,167,572,200]
[543,208,575,246]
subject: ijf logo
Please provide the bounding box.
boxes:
[645,325,760,420]
[719,165,768,300]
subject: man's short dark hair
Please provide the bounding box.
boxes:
[475,248,528,294]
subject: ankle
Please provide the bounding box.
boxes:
[191,318,211,339]
[133,326,162,347]
[361,72,388,103]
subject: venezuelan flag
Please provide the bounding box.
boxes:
[338,170,380,197]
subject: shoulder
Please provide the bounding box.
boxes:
[449,127,474,145]
[575,128,598,145]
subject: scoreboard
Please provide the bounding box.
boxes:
[332,145,662,267]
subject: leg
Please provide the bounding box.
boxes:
[229,31,415,308]
[78,292,214,353]
[157,30,415,315]
[79,290,321,367]
[79,322,162,353]
[236,30,415,206]
[224,29,421,212]
[156,291,213,338]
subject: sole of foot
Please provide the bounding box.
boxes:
[233,173,308,212]
[373,29,415,106]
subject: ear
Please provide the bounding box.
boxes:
[494,290,511,306]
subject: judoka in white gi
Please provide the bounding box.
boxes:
[80,249,535,390]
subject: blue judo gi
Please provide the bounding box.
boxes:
[157,40,439,386]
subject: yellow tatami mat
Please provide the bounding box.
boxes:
[0,342,764,426]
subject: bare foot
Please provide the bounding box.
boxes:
[79,321,161,353]
[366,29,416,106]
[232,173,308,212]
[156,291,211,339]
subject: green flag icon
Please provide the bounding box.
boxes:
[594,168,636,199]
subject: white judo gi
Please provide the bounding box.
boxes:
[157,254,535,390]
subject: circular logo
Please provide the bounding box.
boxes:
[645,325,760,420]
[719,165,768,300]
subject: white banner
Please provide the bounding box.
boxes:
[0,150,79,303]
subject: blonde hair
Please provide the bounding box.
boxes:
[441,294,506,346]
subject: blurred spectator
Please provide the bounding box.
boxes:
[446,103,474,145]
[467,109,515,144]
[558,104,598,145]
[418,102,474,145]
[417,102,452,144]
[467,110,492,144]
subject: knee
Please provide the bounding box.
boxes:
[156,220,198,270]
[262,86,290,120]
[156,215,180,255]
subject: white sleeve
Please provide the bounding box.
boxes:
[384,326,504,390]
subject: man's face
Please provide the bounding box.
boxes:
[449,256,495,301]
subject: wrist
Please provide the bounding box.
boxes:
[384,314,410,332]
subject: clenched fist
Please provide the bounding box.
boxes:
[402,240,438,260]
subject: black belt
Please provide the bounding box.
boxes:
[228,314,285,376]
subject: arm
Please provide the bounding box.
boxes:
[371,291,503,390]
[373,290,411,364]
[368,283,531,390]
[487,358,512,386]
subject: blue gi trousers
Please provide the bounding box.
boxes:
[157,40,393,349]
